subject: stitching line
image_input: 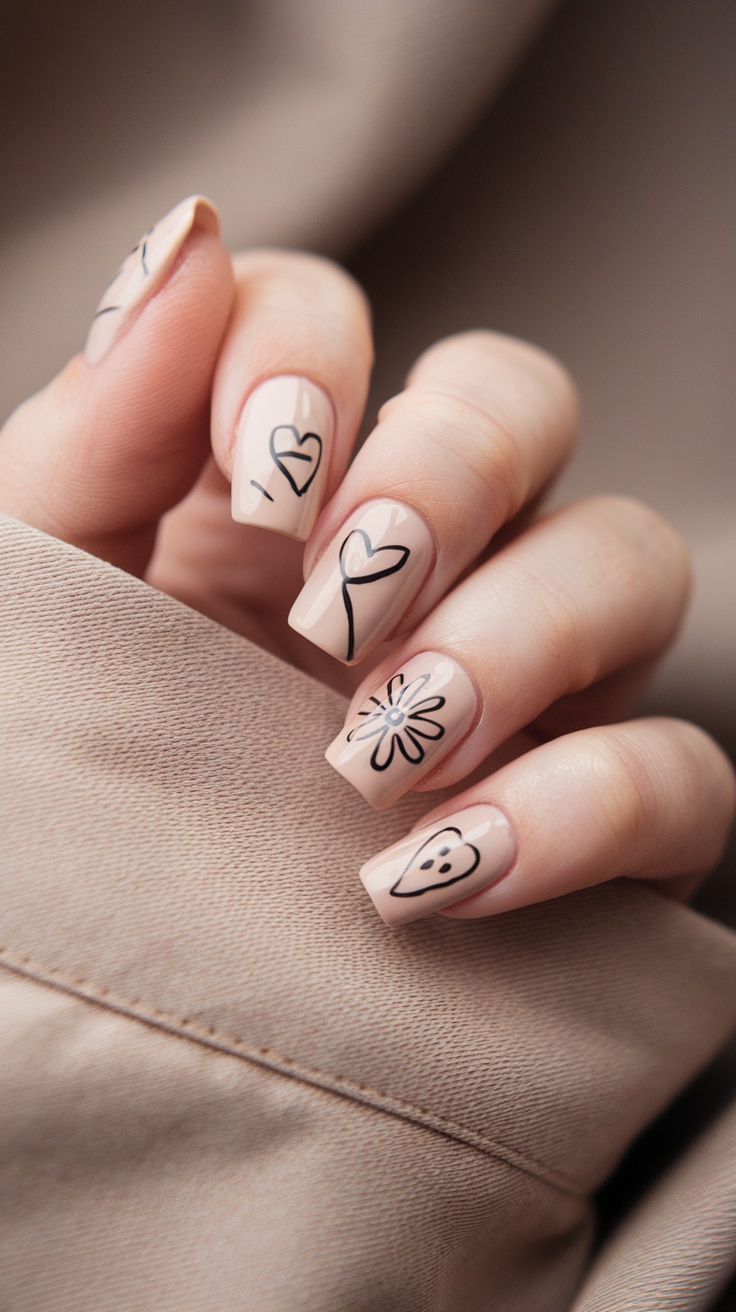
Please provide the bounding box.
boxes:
[0,946,584,1198]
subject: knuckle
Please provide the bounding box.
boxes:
[585,728,659,849]
[660,717,736,822]
[408,331,580,433]
[403,330,579,499]
[531,568,598,690]
[580,495,693,610]
[585,719,736,876]
[409,329,572,389]
[382,387,528,518]
[233,248,373,356]
[496,543,600,691]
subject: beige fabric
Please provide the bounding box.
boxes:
[572,1101,736,1311]
[1,514,736,1310]
[1,974,589,1312]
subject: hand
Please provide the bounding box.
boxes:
[1,196,733,926]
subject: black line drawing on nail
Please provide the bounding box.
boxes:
[389,826,480,898]
[269,425,322,498]
[250,479,274,501]
[347,671,445,771]
[338,529,411,661]
[93,224,155,318]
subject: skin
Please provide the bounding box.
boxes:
[0,218,733,917]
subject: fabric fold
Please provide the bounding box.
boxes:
[1,513,735,1310]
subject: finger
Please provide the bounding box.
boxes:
[211,249,373,541]
[0,197,234,575]
[326,496,690,808]
[288,331,578,663]
[359,718,736,926]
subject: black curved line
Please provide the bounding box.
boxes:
[369,728,394,772]
[342,580,357,662]
[92,305,121,319]
[389,827,481,898]
[269,427,323,497]
[250,479,273,502]
[386,674,404,705]
[395,730,426,765]
[338,529,410,587]
[140,239,149,277]
[337,530,410,661]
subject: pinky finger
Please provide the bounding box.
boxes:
[359,719,736,926]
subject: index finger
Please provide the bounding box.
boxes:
[211,250,373,541]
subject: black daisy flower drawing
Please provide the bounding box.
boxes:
[347,672,446,771]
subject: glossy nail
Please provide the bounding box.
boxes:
[326,651,478,809]
[360,804,516,926]
[85,195,220,365]
[231,376,335,540]
[289,499,435,664]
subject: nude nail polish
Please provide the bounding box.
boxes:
[288,500,435,663]
[360,804,516,926]
[85,195,220,365]
[231,376,335,541]
[326,651,478,809]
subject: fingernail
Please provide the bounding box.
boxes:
[360,804,516,926]
[231,376,335,541]
[288,500,435,663]
[85,195,220,365]
[326,651,478,809]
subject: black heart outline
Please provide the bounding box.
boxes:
[390,826,480,898]
[338,528,411,662]
[269,425,323,497]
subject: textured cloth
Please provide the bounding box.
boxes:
[1,514,736,1310]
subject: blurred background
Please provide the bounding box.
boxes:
[1,0,734,754]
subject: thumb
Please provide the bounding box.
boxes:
[0,196,234,574]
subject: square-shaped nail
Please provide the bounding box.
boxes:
[85,195,220,365]
[231,376,335,540]
[360,804,516,925]
[288,499,435,663]
[326,651,478,809]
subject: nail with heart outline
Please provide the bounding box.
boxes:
[326,651,478,809]
[231,376,335,540]
[360,804,516,925]
[85,195,220,365]
[289,499,435,663]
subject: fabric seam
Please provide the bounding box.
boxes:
[0,946,584,1198]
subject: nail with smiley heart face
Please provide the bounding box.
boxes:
[289,499,435,662]
[360,805,516,926]
[231,376,335,539]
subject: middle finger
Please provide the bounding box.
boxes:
[289,330,579,664]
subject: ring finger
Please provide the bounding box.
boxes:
[326,494,690,808]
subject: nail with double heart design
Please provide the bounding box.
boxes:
[231,376,335,540]
[289,499,435,663]
[359,804,516,925]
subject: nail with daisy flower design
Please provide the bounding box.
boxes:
[325,652,478,809]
